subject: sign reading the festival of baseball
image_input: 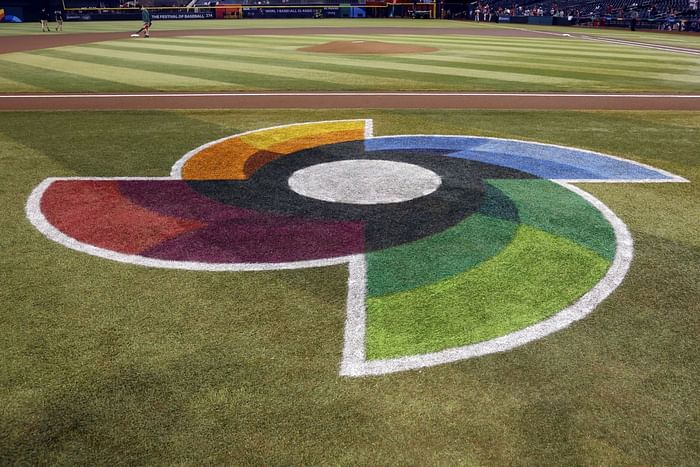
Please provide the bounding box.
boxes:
[26,120,686,376]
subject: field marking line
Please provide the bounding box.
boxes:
[508,26,700,56]
[341,181,635,376]
[340,256,368,375]
[25,120,688,376]
[579,35,700,56]
[19,174,640,376]
[3,92,700,98]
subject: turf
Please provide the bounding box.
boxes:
[492,179,618,260]
[0,19,490,36]
[366,225,611,359]
[0,27,699,92]
[0,109,698,465]
[366,212,519,297]
[366,178,616,359]
[1,18,700,48]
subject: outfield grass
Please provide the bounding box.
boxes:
[1,109,698,465]
[0,18,480,35]
[1,18,700,46]
[1,29,699,93]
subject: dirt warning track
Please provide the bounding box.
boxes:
[1,92,699,111]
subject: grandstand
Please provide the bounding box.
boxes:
[486,0,697,17]
[6,0,696,25]
[59,0,435,19]
[442,0,698,30]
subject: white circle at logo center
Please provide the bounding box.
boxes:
[287,159,442,205]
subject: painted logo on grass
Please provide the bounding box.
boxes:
[26,119,687,377]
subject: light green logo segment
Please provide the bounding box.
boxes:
[365,186,519,297]
[492,180,617,261]
[365,179,616,360]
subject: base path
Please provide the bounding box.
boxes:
[1,92,699,110]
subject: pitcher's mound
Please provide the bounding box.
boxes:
[299,40,438,54]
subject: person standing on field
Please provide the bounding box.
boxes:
[40,8,51,32]
[131,6,152,38]
[54,8,64,32]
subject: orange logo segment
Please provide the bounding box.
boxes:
[181,121,366,181]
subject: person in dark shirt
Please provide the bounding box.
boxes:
[40,8,51,32]
[54,9,64,32]
[629,8,639,30]
[130,6,152,38]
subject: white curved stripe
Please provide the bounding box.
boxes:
[340,181,634,376]
[26,123,684,377]
[2,92,700,98]
[581,35,700,56]
[555,179,686,184]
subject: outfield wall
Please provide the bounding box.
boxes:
[65,4,386,21]
[62,2,436,20]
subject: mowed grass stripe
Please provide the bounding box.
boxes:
[0,19,479,36]
[0,54,234,90]
[85,43,476,89]
[153,40,685,88]
[73,42,492,91]
[286,33,700,61]
[38,45,425,90]
[384,55,700,86]
[0,74,44,92]
[233,38,700,87]
[147,35,697,75]
[18,44,454,93]
[171,34,700,70]
[27,48,245,89]
[330,34,700,67]
[177,35,320,48]
[4,32,697,92]
[72,42,525,92]
[381,35,700,64]
[87,40,686,91]
[29,49,347,91]
[411,32,700,55]
[0,58,149,92]
[82,40,590,87]
[146,34,700,78]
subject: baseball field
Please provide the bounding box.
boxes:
[0,18,699,465]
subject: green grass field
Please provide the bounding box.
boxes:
[1,20,699,93]
[0,19,699,466]
[1,18,700,46]
[1,109,698,465]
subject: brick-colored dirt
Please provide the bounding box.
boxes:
[2,93,699,110]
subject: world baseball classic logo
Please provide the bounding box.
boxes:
[26,120,687,376]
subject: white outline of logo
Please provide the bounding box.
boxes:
[26,119,688,376]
